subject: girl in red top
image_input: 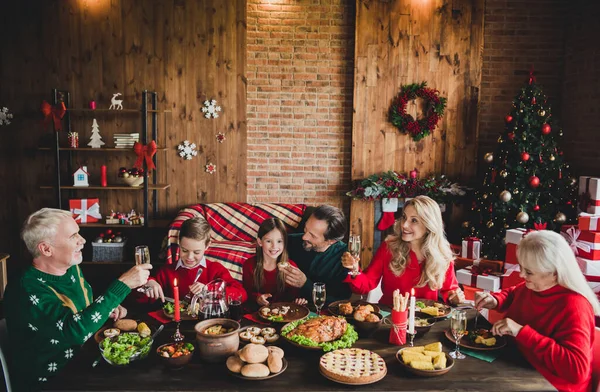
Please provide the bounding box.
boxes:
[243,218,307,309]
[342,195,464,306]
[144,216,246,302]
[476,230,600,392]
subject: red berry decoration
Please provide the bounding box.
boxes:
[505,115,513,123]
[532,97,536,104]
[533,205,540,211]
[521,152,530,161]
[529,176,540,188]
[541,123,551,135]
[507,132,515,141]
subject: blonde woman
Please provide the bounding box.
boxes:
[342,195,464,306]
[476,230,600,392]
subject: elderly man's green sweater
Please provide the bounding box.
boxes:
[4,265,130,391]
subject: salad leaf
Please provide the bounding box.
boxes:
[281,317,358,352]
[163,301,187,315]
[415,301,426,309]
[101,333,153,365]
[267,314,284,322]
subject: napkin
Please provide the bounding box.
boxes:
[148,309,173,324]
[461,347,501,362]
[243,312,271,325]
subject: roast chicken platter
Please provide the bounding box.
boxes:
[287,316,348,343]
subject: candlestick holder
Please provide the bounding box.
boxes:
[172,322,184,342]
[407,331,416,347]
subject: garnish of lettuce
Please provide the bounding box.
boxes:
[267,314,284,322]
[415,301,426,309]
[281,317,358,352]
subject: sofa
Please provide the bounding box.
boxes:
[166,203,308,281]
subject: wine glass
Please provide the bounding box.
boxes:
[312,282,326,316]
[449,309,467,359]
[135,245,151,293]
[347,234,361,277]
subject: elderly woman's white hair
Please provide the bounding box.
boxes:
[517,230,600,315]
[21,208,72,258]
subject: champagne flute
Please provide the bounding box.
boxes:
[347,234,361,277]
[312,282,326,316]
[135,245,151,293]
[449,309,467,359]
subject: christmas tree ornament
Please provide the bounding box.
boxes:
[539,153,543,163]
[529,175,540,188]
[68,132,79,148]
[533,205,540,211]
[559,130,563,137]
[541,123,551,135]
[484,152,494,163]
[569,177,577,186]
[538,110,546,116]
[87,119,105,148]
[482,193,488,199]
[486,220,494,228]
[549,154,555,161]
[521,152,530,161]
[516,211,530,224]
[409,168,418,179]
[519,109,524,113]
[89,101,96,110]
[531,97,536,104]
[500,169,508,178]
[177,140,198,160]
[507,132,515,141]
[109,93,124,110]
[513,188,520,194]
[0,107,13,125]
[202,99,222,119]
[499,190,512,202]
[205,162,217,174]
[505,115,513,123]
[504,223,510,229]
[554,212,566,224]
[522,134,527,141]
[558,168,562,179]
[498,136,504,143]
[216,132,226,143]
[462,221,470,228]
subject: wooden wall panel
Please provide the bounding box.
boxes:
[0,0,246,261]
[351,0,484,263]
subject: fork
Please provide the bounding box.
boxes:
[184,267,204,302]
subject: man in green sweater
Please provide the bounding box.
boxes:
[4,208,152,391]
[284,205,351,304]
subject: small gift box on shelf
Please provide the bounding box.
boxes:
[69,199,101,224]
[579,176,600,214]
[456,267,501,292]
[578,213,600,232]
[561,226,600,260]
[454,257,504,273]
[461,237,481,259]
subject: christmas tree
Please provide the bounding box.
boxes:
[464,72,578,260]
[87,118,105,148]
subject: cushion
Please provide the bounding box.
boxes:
[205,241,256,282]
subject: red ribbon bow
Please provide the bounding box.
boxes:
[133,141,157,171]
[533,222,547,230]
[470,265,494,287]
[41,101,66,131]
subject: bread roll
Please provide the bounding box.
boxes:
[240,343,269,364]
[241,363,270,378]
[114,319,137,332]
[267,353,283,373]
[365,313,380,322]
[268,346,284,358]
[226,356,244,373]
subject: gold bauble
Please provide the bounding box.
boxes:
[462,221,470,228]
[539,110,546,116]
[549,154,555,161]
[484,152,494,163]
[519,109,524,113]
[504,223,510,229]
[498,136,504,143]
[514,188,520,194]
[482,193,488,199]
[569,177,577,186]
[500,170,508,178]
[499,190,512,202]
[516,211,530,224]
[486,220,494,228]
[522,134,527,141]
[554,212,567,224]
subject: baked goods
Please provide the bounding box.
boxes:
[470,329,497,347]
[268,346,284,358]
[277,261,290,270]
[241,363,270,378]
[239,343,269,364]
[353,305,376,322]
[398,341,448,371]
[264,334,279,343]
[247,327,262,336]
[239,327,279,344]
[319,348,386,384]
[103,328,120,339]
[239,331,253,342]
[424,342,442,352]
[364,313,380,323]
[227,345,286,378]
[114,319,137,332]
[338,302,353,315]
[288,316,347,343]
[267,354,283,373]
[226,356,244,373]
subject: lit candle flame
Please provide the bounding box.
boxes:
[174,278,178,286]
[411,288,415,296]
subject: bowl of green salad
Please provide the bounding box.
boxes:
[99,332,154,366]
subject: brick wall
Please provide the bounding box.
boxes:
[246,0,355,210]
[478,0,567,175]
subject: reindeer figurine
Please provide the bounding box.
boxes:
[109,93,124,110]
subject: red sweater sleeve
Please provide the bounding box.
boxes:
[439,261,460,303]
[491,282,522,312]
[207,261,248,303]
[242,257,260,303]
[344,242,390,295]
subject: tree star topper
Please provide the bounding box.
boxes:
[202,99,221,119]
[177,140,198,160]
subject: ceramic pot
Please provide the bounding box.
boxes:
[194,318,240,362]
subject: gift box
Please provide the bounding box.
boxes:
[69,199,101,224]
[454,257,504,273]
[462,285,506,324]
[456,268,501,292]
[505,228,527,264]
[579,176,600,214]
[500,263,524,288]
[461,237,481,259]
[578,213,600,232]
[577,256,600,277]
[562,226,600,260]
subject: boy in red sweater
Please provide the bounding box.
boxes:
[144,216,246,303]
[476,230,600,392]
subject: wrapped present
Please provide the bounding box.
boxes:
[578,213,600,232]
[462,285,506,324]
[579,176,600,214]
[562,226,600,260]
[69,199,101,224]
[454,257,504,273]
[456,268,501,292]
[461,237,481,259]
[500,263,524,288]
[505,228,527,264]
[577,256,600,277]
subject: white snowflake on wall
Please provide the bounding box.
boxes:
[0,107,13,125]
[201,99,221,119]
[178,140,198,160]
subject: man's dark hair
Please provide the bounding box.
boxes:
[312,205,347,242]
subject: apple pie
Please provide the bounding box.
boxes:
[319,348,386,384]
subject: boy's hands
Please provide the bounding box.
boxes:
[189,282,206,296]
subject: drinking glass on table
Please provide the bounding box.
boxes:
[228,293,243,322]
[449,309,467,359]
[312,282,326,316]
[135,245,151,293]
[346,234,361,277]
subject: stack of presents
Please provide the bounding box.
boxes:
[454,176,600,323]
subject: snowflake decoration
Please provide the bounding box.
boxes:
[91,311,102,323]
[216,132,226,143]
[39,378,47,382]
[65,348,73,359]
[56,320,64,331]
[71,275,76,283]
[177,140,198,160]
[83,332,92,343]
[73,313,81,322]
[50,339,59,345]
[29,323,38,331]
[37,277,46,283]
[205,162,217,174]
[201,99,221,119]
[30,294,39,305]
[95,295,104,303]
[48,362,58,372]
[0,107,13,125]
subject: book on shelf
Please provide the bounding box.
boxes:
[114,133,140,137]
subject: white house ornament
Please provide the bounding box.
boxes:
[73,166,89,187]
[177,140,198,160]
[87,118,105,148]
[109,93,124,110]
[216,132,226,143]
[0,107,13,125]
[205,162,217,174]
[202,99,221,119]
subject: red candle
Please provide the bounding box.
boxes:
[100,165,107,187]
[173,278,180,322]
[89,101,96,110]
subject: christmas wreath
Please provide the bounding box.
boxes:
[389,82,447,142]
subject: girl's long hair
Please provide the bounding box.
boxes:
[385,196,454,290]
[253,218,289,294]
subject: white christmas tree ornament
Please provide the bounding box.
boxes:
[87,119,105,148]
[201,99,221,119]
[0,107,13,125]
[109,93,123,110]
[177,140,198,160]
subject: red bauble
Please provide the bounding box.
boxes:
[532,97,536,104]
[505,115,513,123]
[529,176,540,188]
[507,132,515,141]
[409,169,418,179]
[533,205,540,211]
[542,123,551,135]
[521,152,530,161]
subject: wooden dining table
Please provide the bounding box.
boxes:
[44,307,556,392]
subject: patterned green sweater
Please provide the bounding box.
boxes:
[4,265,131,391]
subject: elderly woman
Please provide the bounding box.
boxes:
[476,230,600,392]
[341,195,464,306]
